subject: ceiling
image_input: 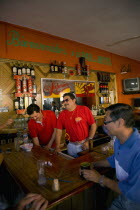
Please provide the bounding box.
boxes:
[1,0,140,61]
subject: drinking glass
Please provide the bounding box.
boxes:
[37,160,47,185]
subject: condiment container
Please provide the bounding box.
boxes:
[52,179,60,191]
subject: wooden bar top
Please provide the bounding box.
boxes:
[1,143,110,209]
[0,128,17,134]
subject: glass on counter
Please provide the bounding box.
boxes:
[37,160,47,185]
[80,162,91,178]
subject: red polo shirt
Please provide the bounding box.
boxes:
[28,110,57,146]
[57,105,95,142]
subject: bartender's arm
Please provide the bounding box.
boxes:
[82,123,97,150]
[32,129,57,149]
[32,137,40,146]
[54,128,62,153]
[44,128,56,150]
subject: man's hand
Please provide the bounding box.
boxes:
[16,193,48,210]
[81,169,101,183]
[82,141,89,150]
[53,147,61,154]
[44,143,52,150]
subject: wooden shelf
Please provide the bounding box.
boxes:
[15,92,34,97]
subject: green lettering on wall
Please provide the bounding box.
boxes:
[7,30,20,46]
[6,30,112,65]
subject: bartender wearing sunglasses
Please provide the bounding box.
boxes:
[55,92,96,157]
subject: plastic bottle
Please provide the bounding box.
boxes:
[23,128,28,143]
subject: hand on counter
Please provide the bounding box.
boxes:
[16,193,48,210]
[81,141,89,150]
[80,169,101,184]
[44,143,52,150]
[53,147,61,154]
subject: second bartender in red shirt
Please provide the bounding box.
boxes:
[27,104,57,150]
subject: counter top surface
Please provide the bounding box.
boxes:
[1,143,110,208]
[0,128,17,134]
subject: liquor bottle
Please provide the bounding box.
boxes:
[12,63,17,75]
[16,79,22,93]
[50,62,55,73]
[14,97,19,110]
[99,83,103,93]
[24,94,29,109]
[79,57,85,75]
[26,64,31,76]
[32,81,37,95]
[19,97,24,110]
[61,62,65,74]
[21,65,26,75]
[31,65,35,78]
[32,97,37,104]
[17,63,22,76]
[102,83,105,93]
[63,62,68,74]
[76,64,81,75]
[54,61,58,73]
[28,97,32,105]
[86,65,90,76]
[58,61,62,73]
[22,76,27,93]
[27,79,33,93]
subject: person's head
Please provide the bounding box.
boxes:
[62,92,76,111]
[104,103,134,136]
[52,101,56,106]
[27,104,42,121]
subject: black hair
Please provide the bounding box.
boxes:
[105,103,135,128]
[63,92,76,100]
[27,104,40,115]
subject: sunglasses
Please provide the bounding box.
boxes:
[104,120,116,125]
[62,98,70,103]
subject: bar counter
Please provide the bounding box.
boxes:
[1,143,111,209]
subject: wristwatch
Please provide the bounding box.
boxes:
[86,137,92,141]
[99,175,105,187]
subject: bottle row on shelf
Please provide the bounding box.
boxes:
[50,61,68,74]
[99,83,109,94]
[14,96,37,111]
[49,59,90,76]
[99,96,110,104]
[12,63,35,77]
[97,72,110,82]
[15,76,37,95]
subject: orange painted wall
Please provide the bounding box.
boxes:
[0,21,140,106]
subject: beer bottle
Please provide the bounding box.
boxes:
[12,63,17,75]
[14,97,19,110]
[54,61,58,73]
[31,65,35,78]
[50,61,55,73]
